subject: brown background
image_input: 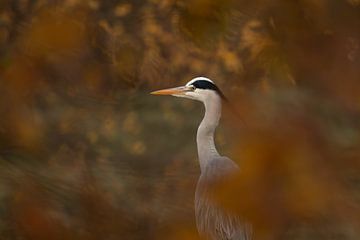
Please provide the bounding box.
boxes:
[0,0,359,239]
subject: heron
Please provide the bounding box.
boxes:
[151,77,252,240]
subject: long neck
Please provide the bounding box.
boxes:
[197,95,222,172]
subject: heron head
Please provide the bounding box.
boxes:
[151,77,227,103]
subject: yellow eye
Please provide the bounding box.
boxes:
[190,85,196,91]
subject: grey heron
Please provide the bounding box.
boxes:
[151,77,252,240]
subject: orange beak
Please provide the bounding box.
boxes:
[150,86,191,96]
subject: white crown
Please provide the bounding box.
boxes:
[186,77,214,86]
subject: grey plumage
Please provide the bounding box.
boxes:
[151,77,252,240]
[195,157,252,240]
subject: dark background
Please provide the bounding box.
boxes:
[0,0,359,239]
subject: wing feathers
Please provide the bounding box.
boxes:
[195,157,252,240]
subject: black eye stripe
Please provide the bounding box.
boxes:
[191,80,217,90]
[191,80,228,102]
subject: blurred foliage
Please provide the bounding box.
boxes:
[0,0,359,239]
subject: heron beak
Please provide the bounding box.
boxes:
[150,86,190,96]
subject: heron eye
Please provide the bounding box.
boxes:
[190,85,196,91]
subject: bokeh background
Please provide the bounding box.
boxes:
[0,0,359,239]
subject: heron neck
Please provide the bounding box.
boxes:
[197,96,221,172]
